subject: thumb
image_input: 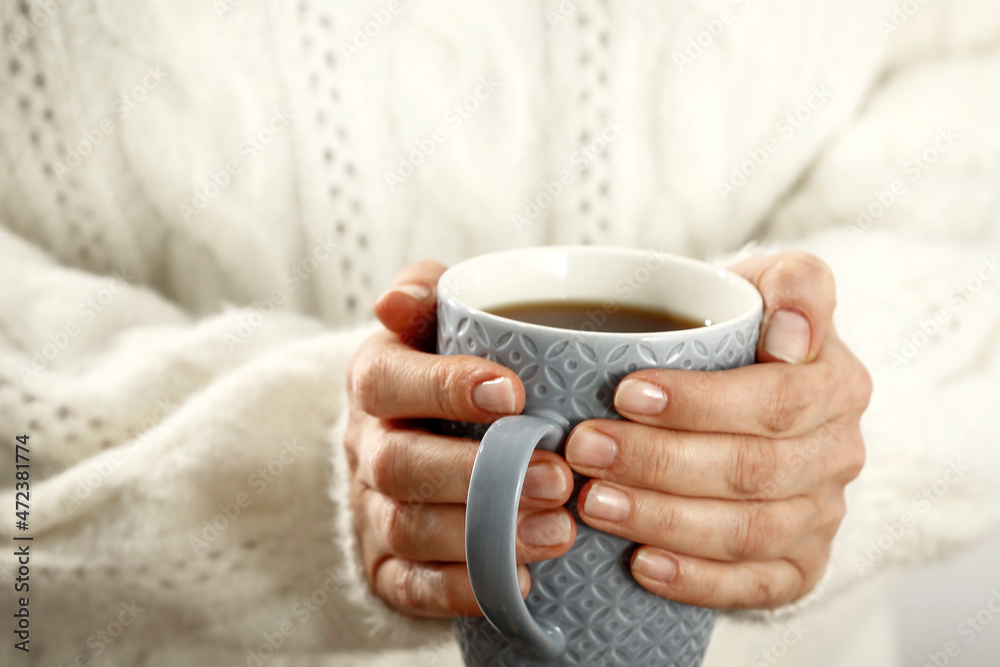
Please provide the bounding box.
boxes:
[373,259,448,349]
[728,251,836,364]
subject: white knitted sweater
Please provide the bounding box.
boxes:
[1,1,1000,665]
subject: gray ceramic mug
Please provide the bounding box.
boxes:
[437,246,763,666]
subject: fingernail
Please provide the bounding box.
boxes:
[583,484,630,521]
[391,284,432,301]
[764,309,811,364]
[614,379,668,415]
[566,429,617,469]
[522,462,567,501]
[633,549,678,583]
[518,511,572,547]
[472,377,516,414]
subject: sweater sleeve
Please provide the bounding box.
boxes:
[731,48,1000,622]
[0,228,449,665]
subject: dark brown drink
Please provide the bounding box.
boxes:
[488,300,706,333]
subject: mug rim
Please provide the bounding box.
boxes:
[437,245,763,340]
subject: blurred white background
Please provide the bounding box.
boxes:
[893,530,1000,667]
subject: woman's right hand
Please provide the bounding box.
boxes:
[344,260,576,617]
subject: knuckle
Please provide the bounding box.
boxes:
[761,377,810,435]
[776,251,834,291]
[367,431,405,496]
[730,436,779,497]
[684,371,725,429]
[640,497,682,535]
[377,498,415,555]
[649,497,681,537]
[390,560,417,611]
[431,357,468,416]
[849,363,874,413]
[840,432,867,483]
[439,571,470,615]
[730,504,761,559]
[748,569,779,608]
[622,432,675,487]
[730,502,788,560]
[762,251,837,316]
[350,349,390,414]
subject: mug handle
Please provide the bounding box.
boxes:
[465,414,569,660]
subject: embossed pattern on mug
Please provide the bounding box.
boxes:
[455,518,719,667]
[440,292,761,667]
[439,296,758,437]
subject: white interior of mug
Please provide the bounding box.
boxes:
[438,246,762,334]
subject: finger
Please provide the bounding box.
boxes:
[630,548,817,609]
[565,420,846,499]
[373,559,532,618]
[576,481,825,562]
[349,331,526,421]
[612,338,852,437]
[729,251,836,364]
[359,425,573,507]
[363,488,575,562]
[373,260,447,348]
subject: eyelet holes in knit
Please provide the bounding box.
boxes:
[572,0,612,244]
[9,24,110,273]
[298,4,372,315]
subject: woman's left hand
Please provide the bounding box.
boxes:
[566,251,872,609]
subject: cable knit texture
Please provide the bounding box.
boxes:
[1,0,999,665]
